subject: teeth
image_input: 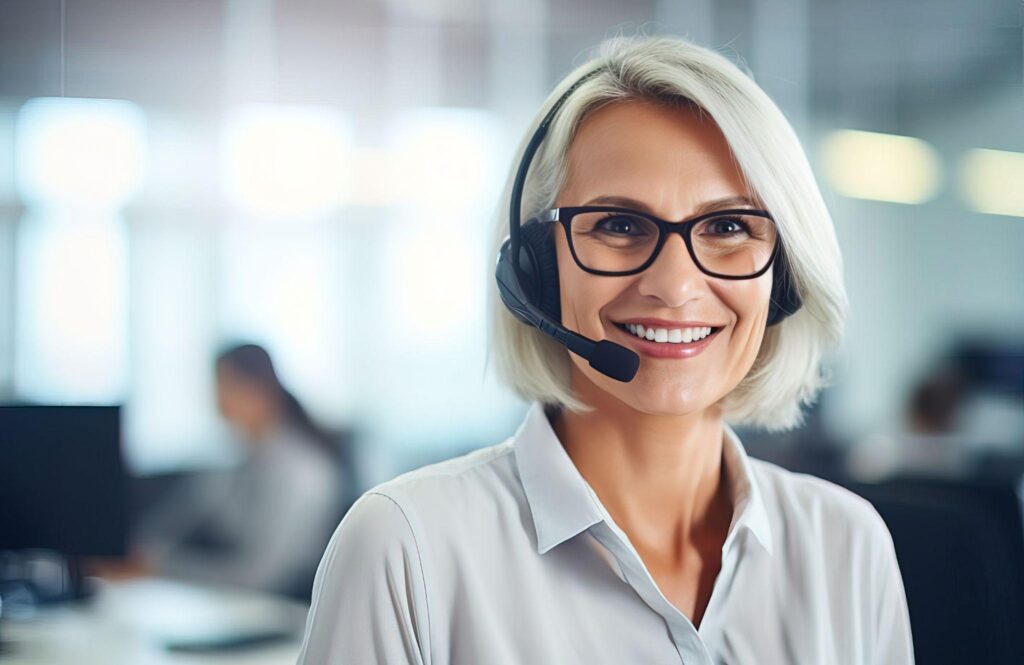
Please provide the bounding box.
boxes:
[622,324,714,344]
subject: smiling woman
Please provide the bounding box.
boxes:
[494,72,842,433]
[297,34,914,665]
[548,99,786,418]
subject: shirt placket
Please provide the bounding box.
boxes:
[588,521,718,665]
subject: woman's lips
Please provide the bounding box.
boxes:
[610,322,723,359]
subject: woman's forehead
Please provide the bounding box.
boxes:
[562,100,751,210]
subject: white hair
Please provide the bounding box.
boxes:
[486,34,848,433]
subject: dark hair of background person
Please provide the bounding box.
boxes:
[214,342,339,458]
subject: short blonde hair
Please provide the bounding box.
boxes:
[486,34,848,433]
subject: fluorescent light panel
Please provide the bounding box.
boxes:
[221,104,352,220]
[16,97,147,209]
[821,129,942,205]
[958,148,1024,218]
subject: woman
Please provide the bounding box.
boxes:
[298,35,914,663]
[134,343,345,599]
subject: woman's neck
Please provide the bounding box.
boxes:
[550,380,732,558]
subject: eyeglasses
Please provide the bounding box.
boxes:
[531,205,780,279]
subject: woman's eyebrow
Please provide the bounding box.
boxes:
[583,195,759,216]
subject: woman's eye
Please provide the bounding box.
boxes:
[706,217,748,235]
[596,216,644,235]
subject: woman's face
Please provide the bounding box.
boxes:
[215,362,275,437]
[553,99,772,417]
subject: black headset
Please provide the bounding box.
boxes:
[494,65,803,384]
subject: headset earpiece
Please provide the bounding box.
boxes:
[516,220,562,323]
[766,244,802,327]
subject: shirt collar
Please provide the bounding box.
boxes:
[721,419,774,555]
[513,401,774,556]
[513,402,605,554]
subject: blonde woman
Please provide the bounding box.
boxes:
[298,34,914,664]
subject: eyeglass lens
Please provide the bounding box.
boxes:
[568,210,777,276]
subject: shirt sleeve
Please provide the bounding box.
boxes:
[870,511,916,664]
[296,490,431,665]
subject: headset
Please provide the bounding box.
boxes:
[494,65,803,384]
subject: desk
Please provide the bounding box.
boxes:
[0,578,308,664]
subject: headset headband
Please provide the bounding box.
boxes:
[508,66,608,280]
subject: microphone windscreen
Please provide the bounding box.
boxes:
[588,340,640,382]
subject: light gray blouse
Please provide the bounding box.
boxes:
[136,421,341,595]
[297,402,914,664]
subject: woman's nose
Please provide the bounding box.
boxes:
[635,233,709,307]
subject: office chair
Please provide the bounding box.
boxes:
[850,476,1024,665]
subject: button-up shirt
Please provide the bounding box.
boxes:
[297,401,914,664]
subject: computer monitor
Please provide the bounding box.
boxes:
[0,404,127,556]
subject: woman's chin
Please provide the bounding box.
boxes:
[603,380,713,417]
[574,358,718,417]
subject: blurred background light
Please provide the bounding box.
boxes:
[820,129,943,204]
[221,104,352,221]
[382,221,482,346]
[345,147,400,207]
[390,108,503,214]
[958,148,1024,218]
[14,212,129,402]
[15,97,147,210]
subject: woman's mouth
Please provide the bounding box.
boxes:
[611,321,724,359]
[614,322,722,344]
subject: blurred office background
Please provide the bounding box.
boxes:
[0,0,1021,663]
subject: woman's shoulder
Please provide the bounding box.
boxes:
[386,437,517,486]
[750,458,892,548]
[303,440,521,663]
[374,437,518,504]
[746,460,913,662]
[340,438,522,539]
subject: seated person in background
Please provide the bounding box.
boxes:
[847,362,974,481]
[131,343,344,598]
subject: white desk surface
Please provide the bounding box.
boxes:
[0,577,309,665]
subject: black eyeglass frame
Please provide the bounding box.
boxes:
[530,205,782,280]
